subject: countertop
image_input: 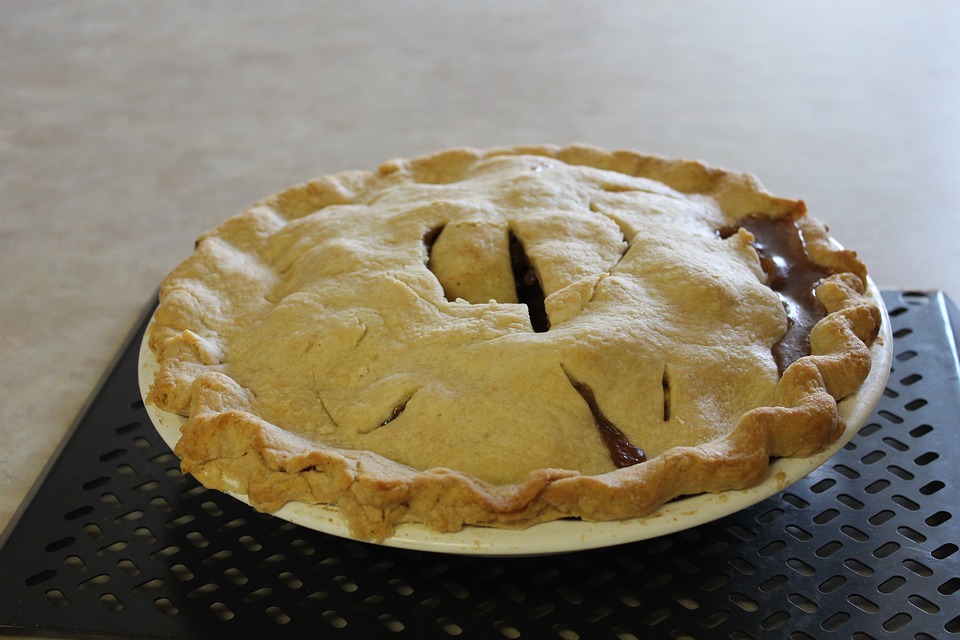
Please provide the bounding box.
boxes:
[3,0,959,583]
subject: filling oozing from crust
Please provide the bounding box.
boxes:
[718,214,836,374]
[564,369,647,468]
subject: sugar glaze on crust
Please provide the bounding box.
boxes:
[147,145,881,540]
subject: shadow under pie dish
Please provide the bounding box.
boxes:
[142,144,889,548]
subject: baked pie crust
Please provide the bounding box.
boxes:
[147,145,882,540]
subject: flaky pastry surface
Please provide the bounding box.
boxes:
[147,145,881,540]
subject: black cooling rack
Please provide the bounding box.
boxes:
[1,290,958,640]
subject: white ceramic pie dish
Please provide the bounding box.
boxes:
[138,280,891,556]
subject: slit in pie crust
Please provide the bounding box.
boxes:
[146,144,882,540]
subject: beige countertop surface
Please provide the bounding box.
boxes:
[2,1,959,635]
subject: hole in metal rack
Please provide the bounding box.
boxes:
[902,291,932,304]
[379,612,404,632]
[869,510,896,526]
[947,614,960,633]
[99,493,121,508]
[170,563,194,581]
[116,559,140,577]
[780,494,808,509]
[243,587,273,604]
[114,509,144,525]
[784,525,812,541]
[266,606,291,625]
[116,464,136,477]
[436,616,464,636]
[878,410,904,424]
[813,509,840,525]
[82,477,110,491]
[99,449,126,462]
[882,612,912,632]
[897,526,927,544]
[760,611,790,631]
[150,545,178,561]
[757,540,787,558]
[133,480,160,494]
[859,423,882,437]
[882,437,909,452]
[837,494,865,510]
[210,602,234,621]
[44,589,68,608]
[810,479,835,494]
[224,567,248,586]
[188,582,219,600]
[840,525,868,542]
[900,373,923,386]
[940,577,960,596]
[204,549,232,565]
[155,597,178,617]
[895,349,918,362]
[100,593,123,612]
[133,527,156,544]
[844,558,874,577]
[892,494,920,511]
[166,514,195,529]
[495,620,522,639]
[865,479,890,494]
[787,591,818,613]
[887,464,915,480]
[729,593,759,612]
[834,457,864,481]
[925,511,952,527]
[786,558,815,577]
[818,575,846,594]
[116,421,142,434]
[64,555,86,573]
[64,506,94,521]
[903,559,933,577]
[699,610,728,629]
[641,608,671,625]
[24,570,57,586]
[878,576,906,594]
[322,609,348,629]
[97,541,128,557]
[873,542,900,558]
[847,594,879,614]
[43,536,77,553]
[83,524,105,540]
[910,425,934,441]
[759,575,788,593]
[279,571,303,590]
[821,611,851,630]
[79,574,111,591]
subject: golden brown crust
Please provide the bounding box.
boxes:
[147,144,881,540]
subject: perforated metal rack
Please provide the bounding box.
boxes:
[1,290,958,640]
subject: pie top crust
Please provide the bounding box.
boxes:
[147,144,881,540]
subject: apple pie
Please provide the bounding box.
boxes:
[146,144,882,540]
